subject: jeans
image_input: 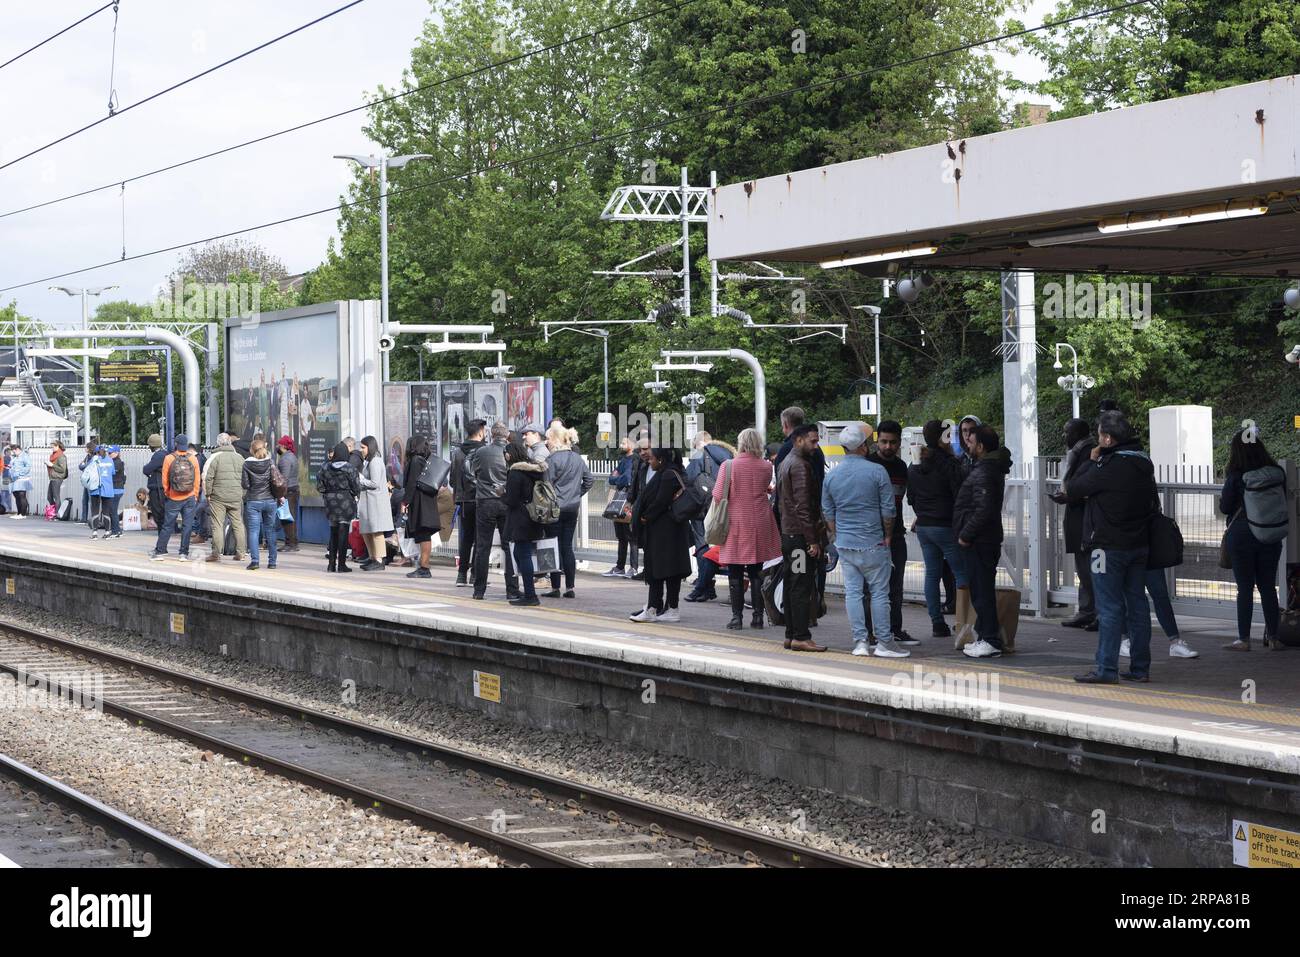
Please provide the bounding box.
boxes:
[245,499,278,565]
[473,498,516,595]
[457,500,477,581]
[1227,521,1282,641]
[154,497,197,556]
[840,544,893,646]
[550,508,579,591]
[1092,547,1151,679]
[1144,567,1179,639]
[916,525,969,623]
[686,519,718,597]
[782,534,816,642]
[965,540,1002,648]
[864,535,906,636]
[512,541,537,599]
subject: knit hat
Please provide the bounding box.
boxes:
[147,433,162,450]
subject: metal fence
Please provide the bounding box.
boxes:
[6,446,160,520]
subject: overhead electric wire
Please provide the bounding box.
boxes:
[0,1,115,73]
[0,0,703,222]
[0,0,1158,295]
[0,0,369,173]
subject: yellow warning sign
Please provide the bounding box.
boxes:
[169,613,186,636]
[1232,819,1300,868]
[472,671,501,703]
[1294,415,1300,430]
[4,578,13,595]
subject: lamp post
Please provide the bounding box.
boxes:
[1053,342,1093,420]
[853,305,882,424]
[549,326,610,413]
[335,153,432,383]
[49,285,117,443]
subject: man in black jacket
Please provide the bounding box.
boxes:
[774,407,828,613]
[907,420,968,639]
[468,422,519,600]
[625,434,652,580]
[1050,418,1098,629]
[451,419,487,588]
[1063,411,1156,684]
[954,426,1013,659]
[140,434,168,530]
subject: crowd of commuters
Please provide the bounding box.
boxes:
[0,398,1290,667]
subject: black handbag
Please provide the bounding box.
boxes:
[603,492,628,521]
[669,471,705,523]
[416,456,452,494]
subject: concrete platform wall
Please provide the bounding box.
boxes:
[4,558,1297,867]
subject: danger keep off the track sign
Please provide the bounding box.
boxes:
[1232,819,1300,868]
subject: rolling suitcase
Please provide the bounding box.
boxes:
[58,498,73,521]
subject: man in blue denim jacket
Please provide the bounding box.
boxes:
[822,422,909,658]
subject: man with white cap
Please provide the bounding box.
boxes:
[821,422,909,658]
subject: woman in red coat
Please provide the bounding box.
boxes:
[714,428,782,629]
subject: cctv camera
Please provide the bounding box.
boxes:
[377,335,395,353]
[856,305,882,317]
[644,381,669,394]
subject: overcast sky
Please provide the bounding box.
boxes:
[0,0,1053,329]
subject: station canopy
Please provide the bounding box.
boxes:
[708,74,1300,278]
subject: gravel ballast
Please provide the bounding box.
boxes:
[0,669,499,868]
[1,602,1098,867]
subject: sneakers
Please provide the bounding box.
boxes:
[1119,638,1131,659]
[1120,671,1149,683]
[149,552,166,562]
[892,631,920,646]
[602,567,626,578]
[110,531,122,539]
[563,590,575,599]
[851,641,871,657]
[1074,672,1118,684]
[509,596,541,607]
[962,639,1001,659]
[683,591,716,603]
[654,608,681,623]
[406,567,432,579]
[1060,614,1096,629]
[626,569,644,581]
[89,530,100,540]
[1222,639,1250,652]
[873,641,910,658]
[931,621,952,638]
[628,607,658,623]
[1169,638,1198,658]
[455,575,468,587]
[177,553,191,563]
[543,589,562,599]
[246,562,260,570]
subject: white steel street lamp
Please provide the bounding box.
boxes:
[1053,342,1093,420]
[335,153,432,382]
[49,284,118,443]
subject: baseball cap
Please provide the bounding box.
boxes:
[522,424,544,435]
[838,422,869,451]
[108,445,121,454]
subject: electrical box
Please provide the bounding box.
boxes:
[1147,405,1213,474]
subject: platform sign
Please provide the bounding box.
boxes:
[1232,819,1300,867]
[97,361,160,384]
[472,670,501,703]
[169,613,186,636]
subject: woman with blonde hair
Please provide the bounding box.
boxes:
[241,437,279,569]
[543,425,594,597]
[713,428,782,629]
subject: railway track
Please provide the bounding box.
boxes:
[0,750,224,868]
[0,622,869,869]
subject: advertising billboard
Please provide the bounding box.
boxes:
[226,307,343,504]
[382,383,410,485]
[439,380,470,457]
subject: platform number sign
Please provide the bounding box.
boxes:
[4,578,13,596]
[169,612,186,636]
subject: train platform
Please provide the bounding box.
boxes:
[1,519,1297,779]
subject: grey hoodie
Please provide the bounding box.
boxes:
[545,448,595,511]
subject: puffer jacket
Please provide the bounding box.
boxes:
[469,439,509,502]
[907,445,963,527]
[202,448,245,505]
[953,447,1013,544]
[241,456,275,502]
[1064,439,1155,551]
[546,449,595,511]
[504,461,548,542]
[317,460,361,524]
[1057,435,1098,553]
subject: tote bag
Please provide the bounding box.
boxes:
[703,460,733,546]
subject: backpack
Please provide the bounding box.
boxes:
[1242,466,1288,544]
[526,476,561,525]
[168,453,196,495]
[80,465,100,492]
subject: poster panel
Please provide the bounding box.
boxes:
[382,384,411,485]
[506,378,544,434]
[227,309,341,504]
[440,381,470,458]
[410,383,440,458]
[472,380,506,434]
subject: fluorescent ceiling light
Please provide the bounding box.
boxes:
[25,348,115,359]
[1026,225,1179,247]
[820,244,939,269]
[1098,199,1268,234]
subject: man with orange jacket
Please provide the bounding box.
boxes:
[150,434,202,561]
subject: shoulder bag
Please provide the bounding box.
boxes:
[703,459,733,545]
[1219,509,1241,569]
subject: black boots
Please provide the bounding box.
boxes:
[727,578,745,630]
[750,576,765,628]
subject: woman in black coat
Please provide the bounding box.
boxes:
[317,441,362,573]
[503,439,547,606]
[1049,417,1097,628]
[630,448,692,623]
[401,435,442,580]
